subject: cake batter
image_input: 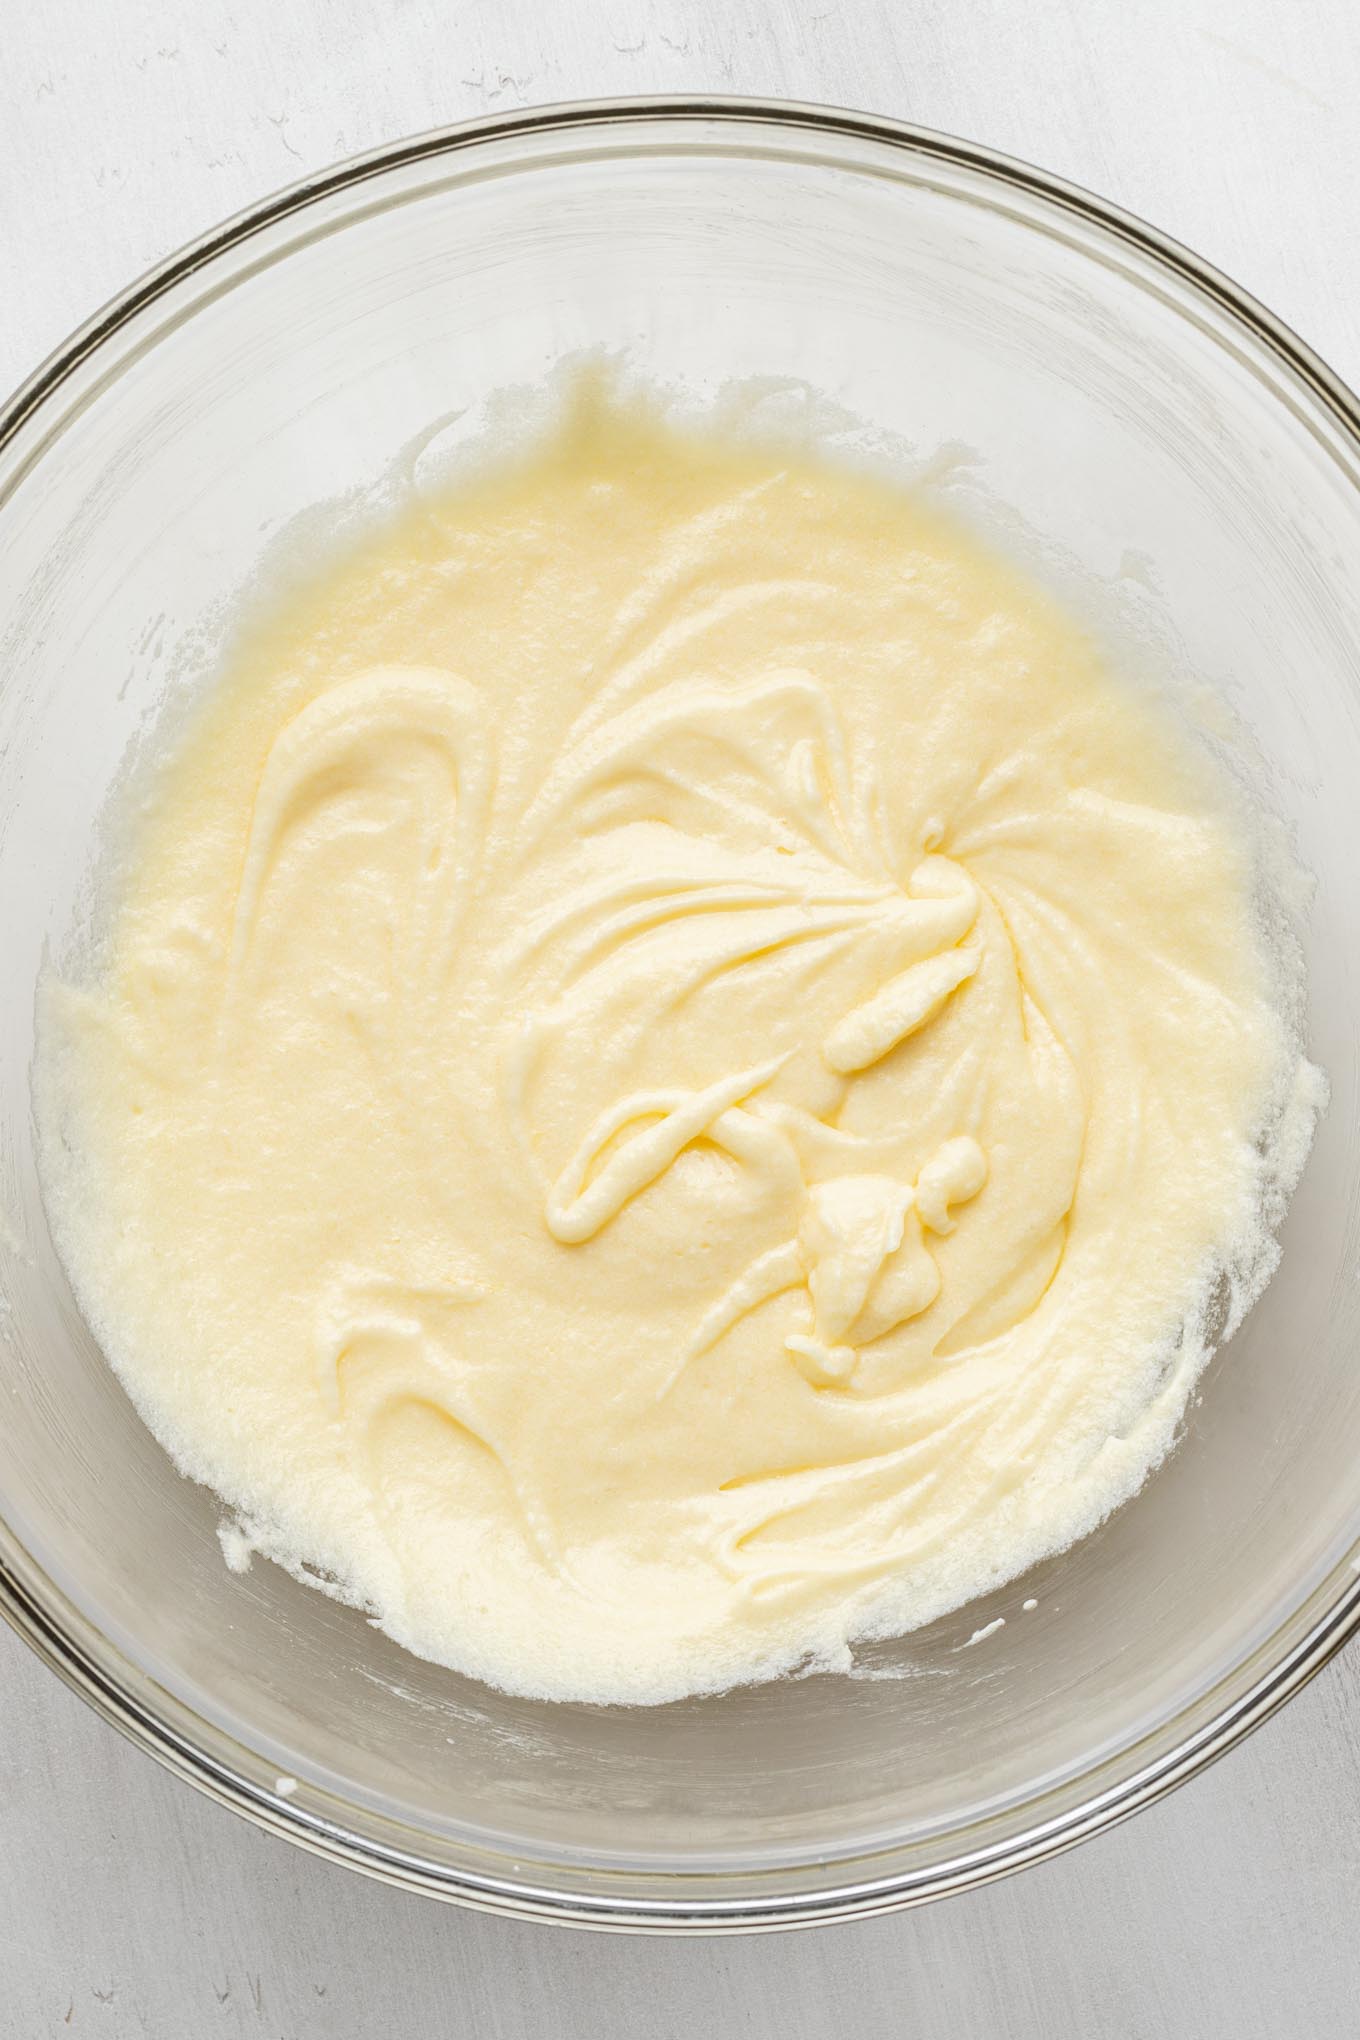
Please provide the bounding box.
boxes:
[36,382,1315,1702]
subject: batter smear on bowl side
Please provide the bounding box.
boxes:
[35,379,1319,1703]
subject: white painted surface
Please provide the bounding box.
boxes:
[4,2,1360,2032]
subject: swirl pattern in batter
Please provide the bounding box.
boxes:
[36,383,1315,1702]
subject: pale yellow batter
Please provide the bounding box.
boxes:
[36,383,1314,1703]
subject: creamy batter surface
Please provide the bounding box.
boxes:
[37,383,1315,1702]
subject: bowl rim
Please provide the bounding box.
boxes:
[3,90,1359,1933]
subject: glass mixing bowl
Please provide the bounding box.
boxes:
[2,98,1359,1933]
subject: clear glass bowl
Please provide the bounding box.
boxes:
[2,98,1359,1933]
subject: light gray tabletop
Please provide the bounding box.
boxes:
[5,3,1360,2034]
